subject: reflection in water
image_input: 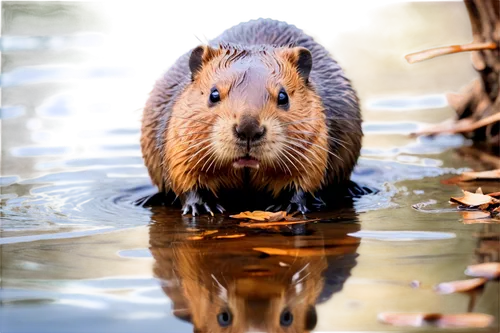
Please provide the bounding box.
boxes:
[0,34,104,53]
[0,65,135,89]
[149,209,360,332]
[365,94,448,111]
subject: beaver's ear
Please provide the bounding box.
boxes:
[189,45,219,80]
[281,47,313,83]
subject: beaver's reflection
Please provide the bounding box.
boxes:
[149,211,360,333]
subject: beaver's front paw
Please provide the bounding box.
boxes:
[181,190,225,216]
[286,190,310,214]
[266,190,310,214]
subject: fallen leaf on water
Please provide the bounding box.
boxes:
[230,210,304,222]
[230,210,288,222]
[450,190,498,206]
[378,312,494,328]
[239,218,319,228]
[461,210,495,224]
[461,211,491,220]
[252,246,350,257]
[460,169,500,182]
[186,230,218,240]
[434,277,487,294]
[465,262,500,279]
[214,234,246,239]
[253,247,323,256]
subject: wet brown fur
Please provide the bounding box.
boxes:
[141,19,361,200]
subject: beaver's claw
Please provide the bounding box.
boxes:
[181,190,224,216]
[265,190,310,214]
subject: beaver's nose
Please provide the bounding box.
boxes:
[234,116,266,142]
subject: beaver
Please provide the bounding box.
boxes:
[141,19,362,215]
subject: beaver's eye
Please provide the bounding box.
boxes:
[217,310,232,327]
[209,88,221,104]
[280,308,294,327]
[277,89,289,108]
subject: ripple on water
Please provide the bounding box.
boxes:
[362,122,420,134]
[117,249,153,259]
[365,94,448,111]
[0,33,106,52]
[1,173,154,232]
[0,105,26,119]
[10,146,72,157]
[0,176,20,187]
[360,134,469,157]
[89,142,141,155]
[1,64,135,87]
[37,94,78,118]
[77,126,139,139]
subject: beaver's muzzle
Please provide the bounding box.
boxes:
[234,115,266,145]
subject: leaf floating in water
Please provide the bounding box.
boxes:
[239,219,319,228]
[461,169,500,181]
[460,210,495,224]
[186,230,218,240]
[450,190,498,206]
[465,262,500,279]
[434,277,487,294]
[487,191,500,198]
[461,211,491,220]
[230,210,289,222]
[214,234,246,239]
[378,312,494,328]
[252,246,352,257]
[230,210,319,228]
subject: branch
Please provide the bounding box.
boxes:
[405,42,497,64]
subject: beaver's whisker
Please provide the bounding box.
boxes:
[281,142,314,167]
[186,137,214,150]
[327,137,350,150]
[281,116,361,126]
[289,137,344,162]
[287,129,351,150]
[192,144,217,170]
[276,152,293,175]
[200,148,218,172]
[169,115,216,126]
[185,141,215,162]
[205,153,219,173]
[281,117,322,126]
[168,131,214,140]
[168,137,213,160]
[285,141,326,174]
[279,147,301,173]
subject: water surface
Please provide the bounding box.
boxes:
[1,2,498,332]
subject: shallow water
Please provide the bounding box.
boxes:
[1,2,499,332]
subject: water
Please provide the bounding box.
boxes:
[1,2,498,332]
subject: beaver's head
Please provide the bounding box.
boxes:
[166,44,329,195]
